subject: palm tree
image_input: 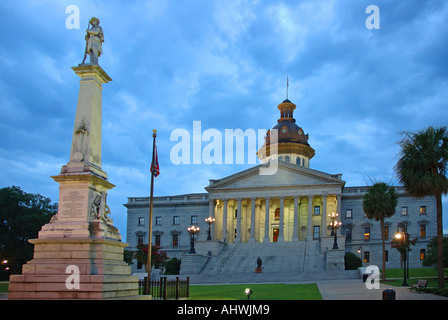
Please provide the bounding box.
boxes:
[396,126,448,289]
[363,182,398,281]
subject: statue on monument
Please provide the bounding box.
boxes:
[82,17,104,65]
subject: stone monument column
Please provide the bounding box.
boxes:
[8,18,145,300]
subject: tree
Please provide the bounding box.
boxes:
[423,236,448,271]
[134,244,169,274]
[363,182,398,281]
[0,186,57,276]
[396,126,448,288]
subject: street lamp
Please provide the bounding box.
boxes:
[394,232,408,286]
[328,212,342,249]
[244,288,253,300]
[187,225,200,254]
[205,217,215,241]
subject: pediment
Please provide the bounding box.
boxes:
[205,161,345,192]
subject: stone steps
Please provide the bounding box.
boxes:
[200,240,325,276]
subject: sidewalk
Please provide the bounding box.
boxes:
[317,279,448,300]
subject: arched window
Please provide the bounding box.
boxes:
[296,157,301,165]
[302,158,305,166]
[285,156,290,163]
[274,208,280,220]
[278,156,283,161]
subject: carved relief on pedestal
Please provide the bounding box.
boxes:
[71,118,89,163]
[89,190,113,225]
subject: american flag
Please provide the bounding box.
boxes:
[151,145,160,177]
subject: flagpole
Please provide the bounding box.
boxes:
[146,129,157,295]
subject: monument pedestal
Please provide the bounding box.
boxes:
[8,63,147,299]
[8,239,141,299]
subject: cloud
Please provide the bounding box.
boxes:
[0,0,447,241]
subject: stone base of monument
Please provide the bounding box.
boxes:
[8,238,149,299]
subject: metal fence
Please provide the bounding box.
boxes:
[139,276,190,300]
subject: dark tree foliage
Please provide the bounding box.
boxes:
[0,186,57,276]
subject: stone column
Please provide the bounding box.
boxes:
[263,197,270,243]
[321,194,327,237]
[278,196,285,242]
[222,199,228,243]
[249,198,256,243]
[292,196,299,241]
[235,198,242,242]
[307,195,313,240]
[208,199,214,240]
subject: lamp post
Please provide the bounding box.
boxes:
[187,225,200,254]
[394,232,408,286]
[328,212,342,249]
[205,217,215,241]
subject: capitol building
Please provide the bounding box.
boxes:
[125,97,436,281]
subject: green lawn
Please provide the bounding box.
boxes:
[0,282,8,292]
[188,283,322,300]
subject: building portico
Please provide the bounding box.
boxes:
[206,161,345,244]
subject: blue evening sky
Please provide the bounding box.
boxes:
[0,0,447,240]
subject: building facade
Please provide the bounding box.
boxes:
[125,98,437,276]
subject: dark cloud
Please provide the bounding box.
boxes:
[0,0,447,238]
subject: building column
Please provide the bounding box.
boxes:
[235,198,242,242]
[292,196,299,241]
[263,197,270,243]
[222,199,228,243]
[208,199,214,240]
[321,194,327,237]
[249,198,256,243]
[307,195,313,240]
[278,196,285,242]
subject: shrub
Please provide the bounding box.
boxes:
[344,252,362,270]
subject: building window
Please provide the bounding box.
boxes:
[285,156,290,163]
[155,234,161,246]
[384,226,389,240]
[420,224,426,238]
[138,217,145,226]
[385,250,389,262]
[420,249,426,261]
[364,227,371,241]
[274,208,280,220]
[137,260,142,270]
[172,234,179,248]
[420,206,426,215]
[235,209,238,218]
[314,206,321,215]
[155,217,162,225]
[345,227,352,242]
[173,216,179,225]
[346,209,352,219]
[302,158,305,166]
[401,207,408,215]
[313,226,320,239]
[296,157,301,165]
[363,251,370,263]
[278,156,283,161]
[191,216,198,224]
[137,234,144,245]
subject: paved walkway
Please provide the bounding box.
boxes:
[317,279,448,300]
